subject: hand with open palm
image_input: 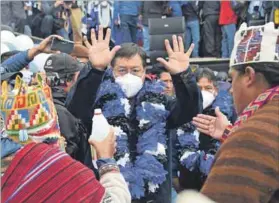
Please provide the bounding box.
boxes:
[192,107,231,140]
[84,26,121,71]
[157,35,194,75]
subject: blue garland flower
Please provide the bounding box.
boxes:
[177,131,199,149]
[137,123,167,154]
[177,90,233,176]
[180,151,200,171]
[135,153,168,185]
[199,151,215,175]
[119,163,145,199]
[95,70,169,199]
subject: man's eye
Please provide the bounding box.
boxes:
[132,69,140,73]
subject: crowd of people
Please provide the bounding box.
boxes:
[1,1,279,203]
[1,1,279,58]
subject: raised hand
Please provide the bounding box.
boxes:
[157,35,194,75]
[54,0,64,8]
[192,107,231,140]
[84,26,121,71]
[28,35,62,59]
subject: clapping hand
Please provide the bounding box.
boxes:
[192,107,231,140]
[157,35,194,75]
[84,26,121,71]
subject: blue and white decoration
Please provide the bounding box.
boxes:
[95,69,169,199]
[177,89,234,177]
[176,122,216,177]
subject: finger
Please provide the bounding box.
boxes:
[110,45,121,57]
[196,114,216,121]
[91,29,97,45]
[83,36,91,49]
[45,50,60,54]
[105,28,111,44]
[192,121,209,130]
[164,39,173,55]
[185,43,195,57]
[178,36,184,52]
[156,57,169,69]
[50,35,64,40]
[196,127,210,135]
[98,26,104,42]
[215,106,224,118]
[172,35,179,52]
[193,117,210,125]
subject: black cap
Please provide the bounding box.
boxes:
[44,53,83,78]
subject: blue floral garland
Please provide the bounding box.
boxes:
[177,90,234,177]
[95,69,170,199]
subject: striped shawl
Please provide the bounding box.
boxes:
[1,143,105,203]
[202,95,279,203]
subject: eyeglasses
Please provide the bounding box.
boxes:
[114,66,145,77]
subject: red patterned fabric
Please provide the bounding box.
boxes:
[222,86,279,141]
[235,28,263,64]
[1,143,105,203]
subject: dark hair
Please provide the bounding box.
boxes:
[216,71,229,82]
[232,62,279,88]
[149,63,168,78]
[196,67,217,87]
[111,43,147,67]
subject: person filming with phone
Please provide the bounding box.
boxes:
[40,0,74,39]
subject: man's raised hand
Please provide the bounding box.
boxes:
[157,35,194,75]
[84,26,121,71]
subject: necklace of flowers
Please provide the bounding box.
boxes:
[95,69,170,199]
[177,90,234,177]
[176,122,216,177]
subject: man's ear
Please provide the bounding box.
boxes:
[244,66,256,87]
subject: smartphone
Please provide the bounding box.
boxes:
[50,37,74,54]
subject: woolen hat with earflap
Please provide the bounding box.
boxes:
[0,74,65,150]
[230,22,279,68]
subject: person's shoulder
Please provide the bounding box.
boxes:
[219,102,279,161]
[54,102,77,124]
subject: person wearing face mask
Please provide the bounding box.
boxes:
[177,67,234,192]
[66,26,202,203]
[197,68,218,110]
[190,22,279,203]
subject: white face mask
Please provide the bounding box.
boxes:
[115,73,144,98]
[201,90,216,109]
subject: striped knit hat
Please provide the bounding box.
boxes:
[0,74,64,149]
[230,22,279,67]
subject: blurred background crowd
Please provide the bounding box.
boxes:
[1,0,279,58]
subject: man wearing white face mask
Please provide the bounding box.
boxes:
[67,26,202,203]
[178,68,234,192]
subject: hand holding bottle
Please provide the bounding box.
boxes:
[89,127,116,159]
